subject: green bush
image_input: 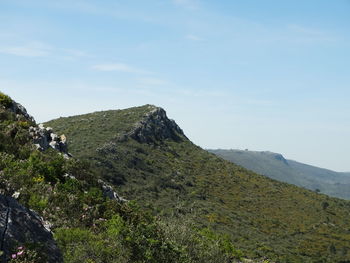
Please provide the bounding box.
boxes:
[28,194,48,213]
[0,92,12,108]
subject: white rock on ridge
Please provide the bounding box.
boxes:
[29,124,71,157]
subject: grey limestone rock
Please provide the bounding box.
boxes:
[29,124,71,157]
[0,195,62,263]
[98,180,127,202]
[8,102,35,123]
[122,105,186,143]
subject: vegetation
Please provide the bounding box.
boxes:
[1,96,247,262]
[45,105,350,262]
[208,149,350,199]
[0,92,12,108]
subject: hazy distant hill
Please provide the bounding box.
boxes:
[46,105,350,262]
[208,149,350,199]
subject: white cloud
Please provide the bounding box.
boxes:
[173,0,199,9]
[138,77,168,86]
[288,24,324,36]
[92,63,152,74]
[0,42,52,57]
[0,41,90,60]
[287,24,337,43]
[62,48,89,58]
[186,34,204,41]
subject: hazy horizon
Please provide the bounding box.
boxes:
[1,0,350,171]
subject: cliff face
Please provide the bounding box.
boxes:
[0,195,62,263]
[0,94,66,262]
[7,101,35,124]
[120,105,186,143]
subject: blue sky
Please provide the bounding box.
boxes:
[1,0,350,171]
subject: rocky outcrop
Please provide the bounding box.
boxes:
[120,105,186,143]
[8,101,35,123]
[29,124,71,158]
[0,195,62,263]
[2,96,70,157]
[98,180,127,202]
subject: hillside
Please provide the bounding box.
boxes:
[0,93,245,263]
[46,105,350,262]
[208,149,350,199]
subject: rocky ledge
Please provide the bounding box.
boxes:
[120,105,187,143]
[0,195,62,263]
[8,101,35,123]
[29,124,71,157]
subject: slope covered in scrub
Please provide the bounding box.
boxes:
[208,149,350,199]
[46,105,350,262]
[0,93,244,263]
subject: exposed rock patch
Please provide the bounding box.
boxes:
[98,180,127,202]
[119,105,186,143]
[0,195,62,263]
[8,101,35,123]
[29,124,71,158]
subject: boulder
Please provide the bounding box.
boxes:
[29,124,71,157]
[0,195,62,263]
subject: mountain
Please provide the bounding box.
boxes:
[46,105,350,262]
[1,93,243,263]
[207,149,350,200]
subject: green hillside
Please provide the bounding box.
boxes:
[0,93,246,263]
[208,149,350,199]
[46,105,350,262]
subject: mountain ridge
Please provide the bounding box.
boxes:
[45,105,350,262]
[208,149,350,199]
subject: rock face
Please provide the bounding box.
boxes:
[98,180,127,202]
[3,96,70,157]
[0,195,62,263]
[8,101,35,123]
[29,124,70,157]
[121,106,186,143]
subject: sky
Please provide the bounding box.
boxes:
[1,0,350,171]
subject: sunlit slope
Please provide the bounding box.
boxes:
[208,149,350,200]
[46,105,350,262]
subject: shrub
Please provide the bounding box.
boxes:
[0,92,12,108]
[28,194,48,213]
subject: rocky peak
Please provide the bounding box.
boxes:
[262,151,288,165]
[8,101,35,124]
[121,105,187,143]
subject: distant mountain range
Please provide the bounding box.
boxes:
[208,149,350,200]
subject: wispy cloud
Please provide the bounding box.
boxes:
[173,0,199,9]
[0,42,52,57]
[186,34,204,41]
[62,48,89,58]
[287,24,337,43]
[288,24,326,36]
[0,40,90,60]
[92,63,152,74]
[138,77,168,86]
